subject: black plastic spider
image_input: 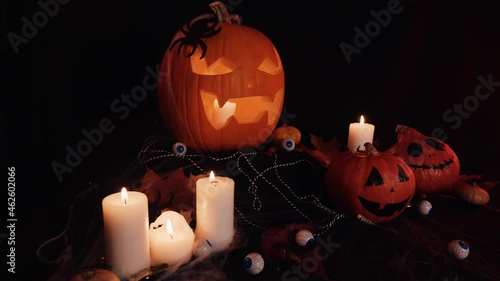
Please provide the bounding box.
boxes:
[168,16,222,59]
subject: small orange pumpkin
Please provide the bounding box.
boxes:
[158,2,285,153]
[69,268,119,281]
[453,181,490,205]
[324,143,416,224]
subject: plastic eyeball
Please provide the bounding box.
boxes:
[172,142,187,156]
[448,240,469,260]
[295,229,315,248]
[281,139,295,151]
[192,239,213,258]
[417,200,432,215]
[243,252,264,275]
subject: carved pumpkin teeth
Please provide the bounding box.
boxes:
[407,158,455,170]
[223,110,269,130]
[215,97,230,109]
[358,195,411,217]
[255,110,270,129]
[200,89,282,129]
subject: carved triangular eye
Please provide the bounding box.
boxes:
[398,165,409,182]
[258,48,283,75]
[365,167,384,186]
[190,50,236,75]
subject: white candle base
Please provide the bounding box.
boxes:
[347,118,375,151]
[195,174,235,253]
[102,190,150,280]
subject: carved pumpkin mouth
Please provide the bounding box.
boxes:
[407,158,455,171]
[200,89,284,130]
[358,195,411,217]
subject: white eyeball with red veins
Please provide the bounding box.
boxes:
[172,142,187,156]
[295,229,315,247]
[417,200,432,215]
[244,252,264,275]
[448,240,469,260]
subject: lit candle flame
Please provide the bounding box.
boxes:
[166,219,173,239]
[360,115,365,127]
[121,187,128,205]
[209,171,216,183]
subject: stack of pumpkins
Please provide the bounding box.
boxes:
[157,1,491,226]
[324,124,490,224]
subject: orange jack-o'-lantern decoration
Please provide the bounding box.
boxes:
[386,125,460,195]
[158,2,285,153]
[325,143,416,224]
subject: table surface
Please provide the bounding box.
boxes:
[36,146,500,281]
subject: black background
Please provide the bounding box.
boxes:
[3,0,500,280]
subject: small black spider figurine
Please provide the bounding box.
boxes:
[169,15,222,59]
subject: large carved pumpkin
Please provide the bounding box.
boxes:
[386,125,460,195]
[325,143,416,224]
[158,2,285,153]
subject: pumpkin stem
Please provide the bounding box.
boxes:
[395,125,409,134]
[364,142,378,156]
[210,1,232,24]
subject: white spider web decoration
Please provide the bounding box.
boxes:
[136,134,346,236]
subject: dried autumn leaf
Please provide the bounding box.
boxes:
[451,174,498,191]
[180,209,193,225]
[302,134,343,167]
[134,167,163,193]
[260,222,328,280]
[135,167,196,213]
[187,172,207,191]
[479,180,499,191]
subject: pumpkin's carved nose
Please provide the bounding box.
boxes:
[390,186,395,192]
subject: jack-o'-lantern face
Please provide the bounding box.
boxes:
[158,11,285,153]
[325,143,416,224]
[189,43,284,131]
[358,165,413,218]
[387,125,460,194]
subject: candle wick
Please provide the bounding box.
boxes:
[169,234,173,239]
[210,180,218,184]
[124,198,127,205]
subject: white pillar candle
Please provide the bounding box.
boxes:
[347,115,375,151]
[195,171,235,252]
[102,188,150,280]
[149,210,195,268]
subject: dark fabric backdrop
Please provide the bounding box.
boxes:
[3,0,500,280]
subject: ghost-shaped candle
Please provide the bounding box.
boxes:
[149,210,195,268]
